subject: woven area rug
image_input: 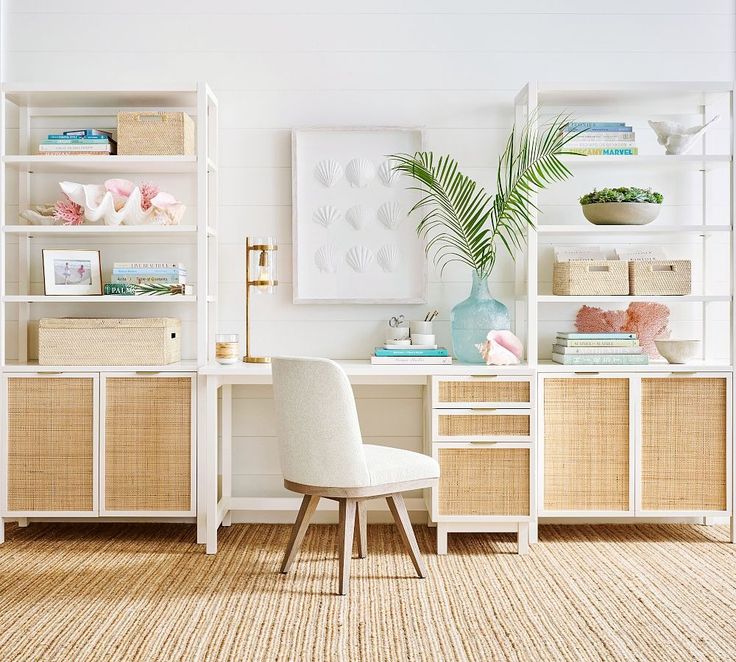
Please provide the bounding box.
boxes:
[0,522,734,661]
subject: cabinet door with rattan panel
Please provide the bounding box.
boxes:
[102,375,194,514]
[5,375,96,514]
[641,377,728,513]
[437,446,530,516]
[433,409,531,442]
[543,377,630,513]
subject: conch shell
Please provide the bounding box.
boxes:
[476,330,523,365]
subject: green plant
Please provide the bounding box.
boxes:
[132,283,187,296]
[390,115,581,279]
[579,187,663,205]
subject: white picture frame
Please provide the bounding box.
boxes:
[42,249,102,295]
[292,127,427,304]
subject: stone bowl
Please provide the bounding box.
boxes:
[581,202,661,226]
[654,339,701,364]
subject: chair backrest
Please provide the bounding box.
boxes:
[271,357,370,488]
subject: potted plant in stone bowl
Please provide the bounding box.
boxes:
[579,186,663,226]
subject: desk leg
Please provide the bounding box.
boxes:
[221,384,233,527]
[196,376,208,545]
[205,378,219,554]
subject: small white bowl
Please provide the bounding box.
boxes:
[655,339,701,364]
[411,333,436,346]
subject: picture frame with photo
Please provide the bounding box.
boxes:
[42,249,102,296]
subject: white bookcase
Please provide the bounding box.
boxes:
[0,84,218,536]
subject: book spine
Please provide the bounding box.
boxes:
[370,356,453,365]
[563,122,631,131]
[113,262,185,269]
[63,129,113,138]
[565,141,637,148]
[103,283,136,295]
[552,344,642,355]
[558,332,637,339]
[112,268,186,275]
[39,144,111,152]
[45,136,110,142]
[374,349,449,357]
[36,151,113,156]
[564,132,635,141]
[570,147,638,155]
[557,339,640,347]
[551,353,648,365]
[111,275,186,285]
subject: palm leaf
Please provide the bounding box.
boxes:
[390,113,582,279]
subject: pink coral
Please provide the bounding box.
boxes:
[576,303,670,357]
[53,194,84,225]
[139,183,161,211]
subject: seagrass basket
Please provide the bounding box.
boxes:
[117,112,195,155]
[629,260,691,295]
[38,318,181,365]
[552,260,629,296]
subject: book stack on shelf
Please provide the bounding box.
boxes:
[105,262,191,296]
[552,332,648,365]
[38,128,117,156]
[371,345,452,365]
[562,121,636,156]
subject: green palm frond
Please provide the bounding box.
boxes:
[390,114,583,279]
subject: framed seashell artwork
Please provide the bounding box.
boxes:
[292,127,426,303]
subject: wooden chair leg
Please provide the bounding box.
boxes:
[337,498,357,595]
[386,493,427,578]
[280,494,320,574]
[355,500,367,558]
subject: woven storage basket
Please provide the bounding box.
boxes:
[117,112,195,155]
[38,318,181,366]
[552,260,628,296]
[629,260,691,295]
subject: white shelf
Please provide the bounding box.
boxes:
[2,85,198,108]
[538,225,732,235]
[2,155,197,173]
[559,154,731,168]
[538,295,730,304]
[2,360,200,373]
[3,225,198,236]
[3,295,197,303]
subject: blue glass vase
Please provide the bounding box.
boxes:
[451,271,511,363]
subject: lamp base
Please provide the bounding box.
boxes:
[243,355,270,364]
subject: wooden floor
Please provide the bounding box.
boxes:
[0,522,734,661]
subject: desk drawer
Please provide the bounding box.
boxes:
[432,408,532,442]
[432,376,531,409]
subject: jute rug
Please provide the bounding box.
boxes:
[0,522,734,661]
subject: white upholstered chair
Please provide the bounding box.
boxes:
[271,356,440,595]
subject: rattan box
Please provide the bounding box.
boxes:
[117,112,195,155]
[552,260,629,296]
[629,260,691,295]
[38,318,181,366]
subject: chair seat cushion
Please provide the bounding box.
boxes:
[362,444,440,487]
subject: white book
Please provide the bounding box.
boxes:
[370,356,452,365]
[552,344,642,355]
[39,143,111,152]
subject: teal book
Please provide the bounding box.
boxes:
[374,347,449,357]
[557,332,637,340]
[551,353,648,365]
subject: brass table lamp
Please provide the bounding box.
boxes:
[244,237,278,363]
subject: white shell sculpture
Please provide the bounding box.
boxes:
[377,159,401,187]
[377,201,404,230]
[648,115,720,155]
[345,245,374,273]
[376,244,401,273]
[312,205,341,228]
[345,158,375,188]
[314,244,340,273]
[60,180,185,226]
[345,205,373,230]
[314,159,343,187]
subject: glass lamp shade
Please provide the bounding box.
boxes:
[247,236,278,295]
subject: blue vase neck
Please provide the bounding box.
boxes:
[470,271,492,300]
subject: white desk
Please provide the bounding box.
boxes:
[196,360,532,554]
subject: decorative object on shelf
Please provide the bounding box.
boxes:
[575,302,670,357]
[58,179,185,226]
[215,333,240,365]
[41,249,102,295]
[371,344,451,365]
[130,283,191,296]
[53,195,84,225]
[292,127,425,303]
[648,115,720,155]
[579,187,663,226]
[38,128,116,156]
[654,338,701,364]
[560,121,637,155]
[111,261,187,286]
[410,319,435,346]
[391,114,580,363]
[20,203,59,225]
[477,329,523,365]
[386,314,409,343]
[628,260,691,296]
[552,331,647,365]
[117,111,195,155]
[553,259,629,296]
[244,236,278,363]
[38,317,181,366]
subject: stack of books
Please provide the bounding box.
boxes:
[552,332,648,365]
[105,262,191,296]
[561,121,637,156]
[371,345,451,365]
[38,129,116,156]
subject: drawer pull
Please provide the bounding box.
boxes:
[470,407,497,412]
[470,374,498,379]
[469,440,499,445]
[574,371,600,375]
[136,371,161,375]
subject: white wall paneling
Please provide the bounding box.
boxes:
[3,0,734,516]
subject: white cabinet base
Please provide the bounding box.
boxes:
[435,521,530,555]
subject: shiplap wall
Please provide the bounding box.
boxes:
[2,0,735,514]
